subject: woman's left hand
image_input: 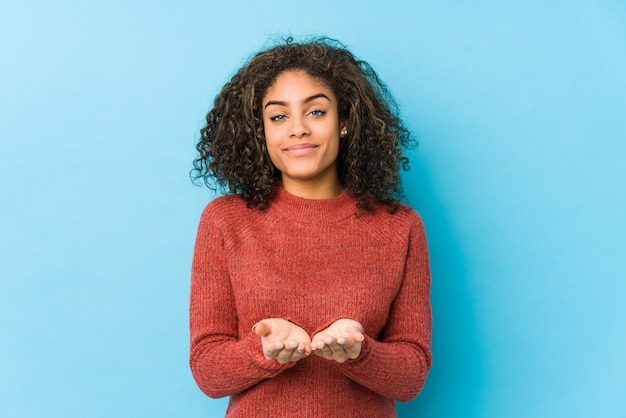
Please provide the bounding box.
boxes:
[311,318,364,363]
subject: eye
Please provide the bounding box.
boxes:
[308,109,326,117]
[269,114,287,122]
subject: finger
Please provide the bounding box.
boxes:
[336,337,355,350]
[312,339,333,351]
[284,341,299,351]
[327,340,348,357]
[297,342,312,355]
[310,335,326,351]
[311,337,334,359]
[275,344,298,364]
[289,345,310,362]
[253,321,271,337]
[345,343,361,359]
[336,333,355,345]
[263,340,285,359]
[337,330,363,348]
[312,348,330,359]
[333,350,349,363]
[335,333,363,357]
[319,343,334,359]
[343,342,361,357]
[349,329,365,342]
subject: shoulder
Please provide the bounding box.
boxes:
[204,193,248,212]
[198,193,254,227]
[397,204,426,231]
[392,204,427,241]
[356,202,426,244]
[366,202,424,229]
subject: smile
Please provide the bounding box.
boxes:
[283,144,320,156]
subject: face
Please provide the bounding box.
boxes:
[262,70,347,197]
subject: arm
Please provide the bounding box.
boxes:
[319,215,432,402]
[188,205,296,398]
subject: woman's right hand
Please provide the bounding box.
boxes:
[253,318,312,364]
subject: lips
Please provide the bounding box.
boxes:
[283,143,319,156]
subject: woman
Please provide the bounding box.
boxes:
[190,37,431,417]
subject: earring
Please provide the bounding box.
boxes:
[340,129,348,136]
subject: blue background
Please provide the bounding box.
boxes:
[2,1,625,417]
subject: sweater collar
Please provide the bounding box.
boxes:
[268,187,357,223]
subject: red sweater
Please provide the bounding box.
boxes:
[189,187,432,417]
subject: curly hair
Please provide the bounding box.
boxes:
[192,36,416,211]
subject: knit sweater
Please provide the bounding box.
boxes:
[189,187,432,417]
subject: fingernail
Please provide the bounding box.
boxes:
[287,342,297,349]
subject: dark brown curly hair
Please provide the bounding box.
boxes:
[192,36,416,211]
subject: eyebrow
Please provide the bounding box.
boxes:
[264,93,331,109]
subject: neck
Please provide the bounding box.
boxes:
[281,173,343,200]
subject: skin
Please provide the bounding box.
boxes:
[262,69,346,200]
[253,318,364,364]
[253,318,312,364]
[253,70,364,364]
[310,319,364,363]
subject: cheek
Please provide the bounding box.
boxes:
[264,130,278,150]
[327,130,340,156]
[263,121,284,147]
[329,140,340,162]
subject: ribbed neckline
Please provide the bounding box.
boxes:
[268,187,357,223]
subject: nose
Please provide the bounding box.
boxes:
[290,115,310,138]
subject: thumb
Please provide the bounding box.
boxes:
[349,327,364,342]
[253,320,271,337]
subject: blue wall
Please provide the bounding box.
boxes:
[1,1,625,417]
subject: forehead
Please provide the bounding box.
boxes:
[263,70,334,102]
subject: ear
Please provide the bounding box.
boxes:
[339,121,349,138]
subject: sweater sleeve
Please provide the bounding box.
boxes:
[188,204,294,398]
[332,214,433,402]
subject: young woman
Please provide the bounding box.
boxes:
[190,37,432,417]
